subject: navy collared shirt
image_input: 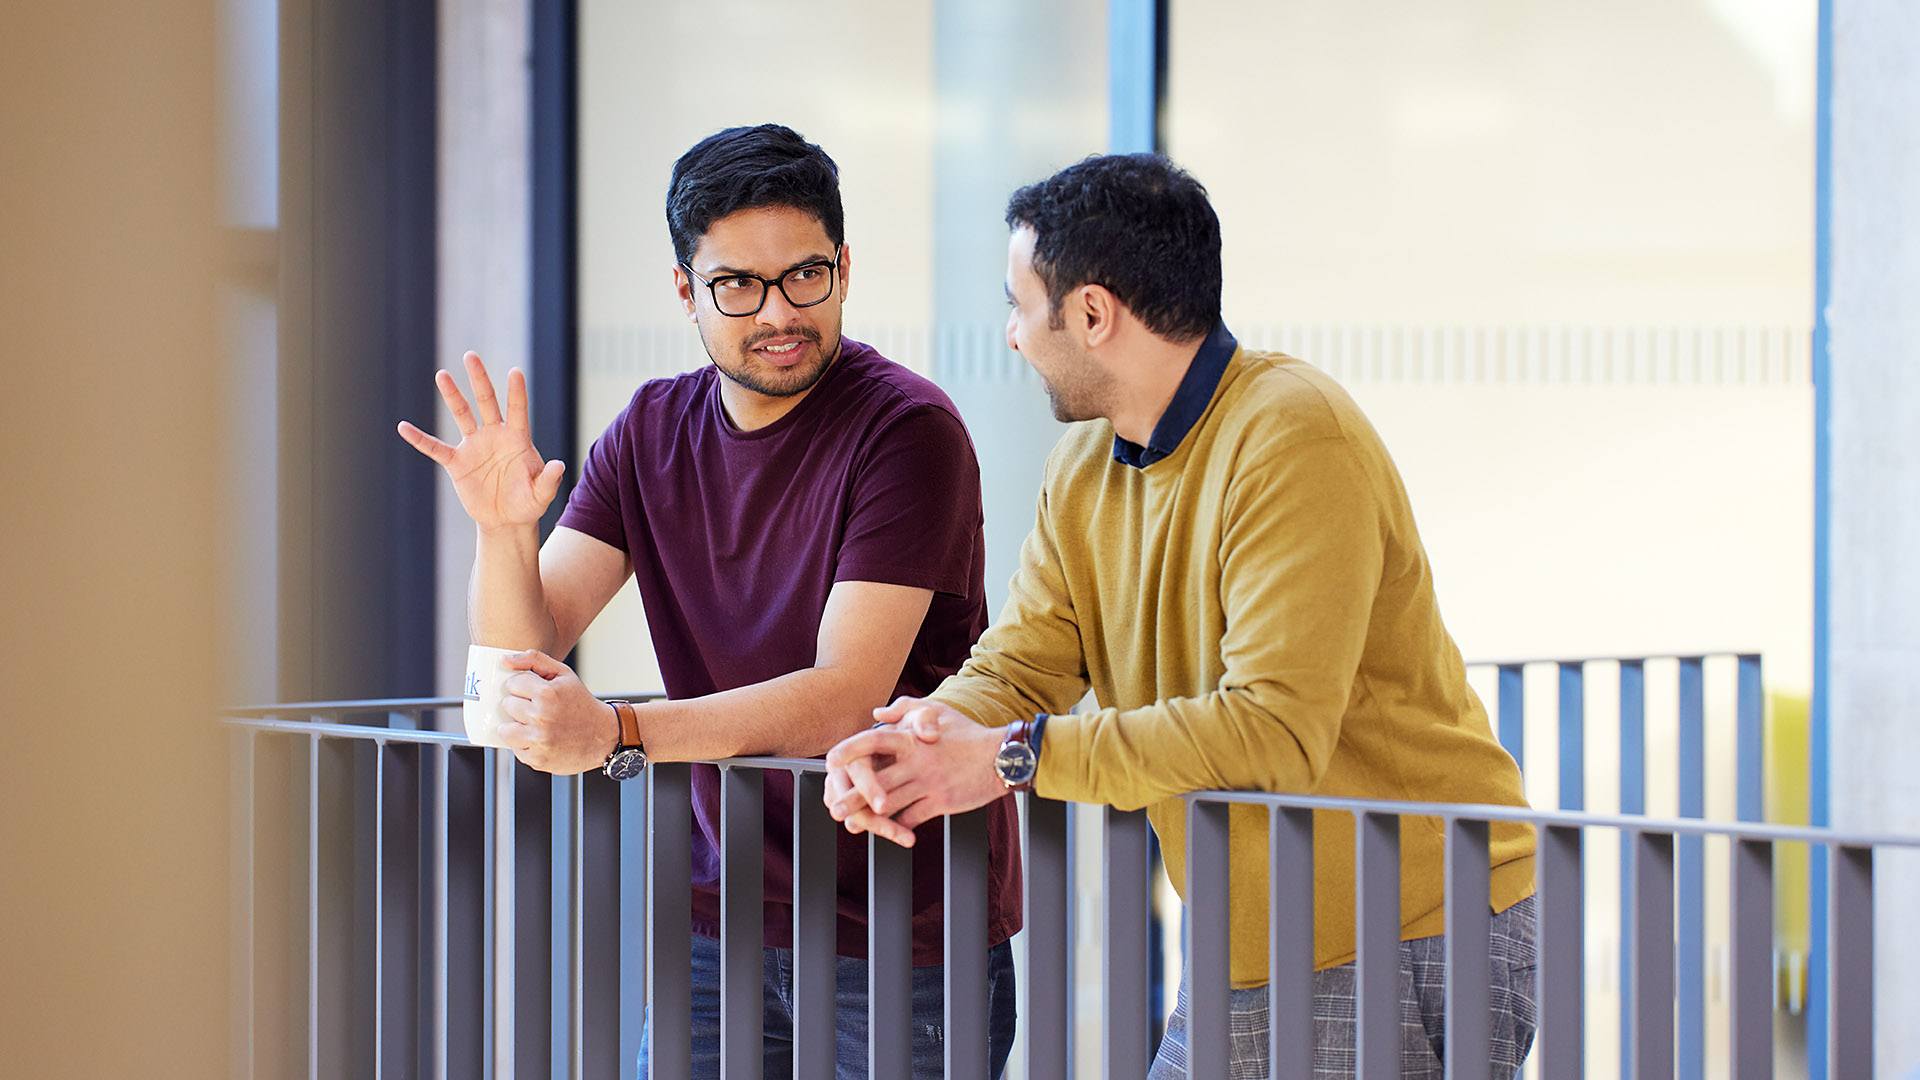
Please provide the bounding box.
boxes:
[1112,321,1239,469]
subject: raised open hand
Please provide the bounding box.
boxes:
[396,351,566,532]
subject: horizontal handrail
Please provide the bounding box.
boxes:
[225,690,667,718]
[219,714,1914,848]
[1184,789,1920,847]
[1465,650,1760,667]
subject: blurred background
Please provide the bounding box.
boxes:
[6,0,1917,1077]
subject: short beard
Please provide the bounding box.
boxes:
[1039,343,1111,424]
[1043,380,1099,423]
[701,323,839,398]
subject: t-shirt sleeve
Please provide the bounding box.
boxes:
[833,404,981,597]
[554,406,630,554]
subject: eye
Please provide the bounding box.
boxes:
[714,276,757,292]
[789,266,825,283]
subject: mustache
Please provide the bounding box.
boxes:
[742,325,822,349]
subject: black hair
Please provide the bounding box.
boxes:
[1004,153,1221,341]
[666,124,844,264]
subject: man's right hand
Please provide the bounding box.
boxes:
[397,351,566,532]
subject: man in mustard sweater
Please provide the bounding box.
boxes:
[823,154,1537,1077]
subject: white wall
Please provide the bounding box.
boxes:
[1828,1,1920,1073]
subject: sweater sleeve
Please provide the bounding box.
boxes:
[1032,435,1385,809]
[929,467,1093,730]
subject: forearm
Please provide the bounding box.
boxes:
[637,666,888,762]
[468,524,558,651]
[932,665,1068,734]
[1035,687,1332,811]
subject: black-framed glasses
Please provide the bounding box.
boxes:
[681,247,841,318]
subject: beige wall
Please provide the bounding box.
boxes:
[0,3,232,1075]
[1168,0,1815,326]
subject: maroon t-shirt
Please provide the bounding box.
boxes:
[557,338,1022,963]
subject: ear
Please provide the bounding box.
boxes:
[1079,284,1121,349]
[673,264,698,323]
[836,242,853,307]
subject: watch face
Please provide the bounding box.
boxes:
[994,741,1038,786]
[604,748,646,782]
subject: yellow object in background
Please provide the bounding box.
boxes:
[1768,691,1811,1014]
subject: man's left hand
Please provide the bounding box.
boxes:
[497,650,618,775]
[823,698,1010,845]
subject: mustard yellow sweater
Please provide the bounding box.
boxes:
[933,346,1535,988]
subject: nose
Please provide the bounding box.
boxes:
[1004,311,1019,354]
[756,285,802,327]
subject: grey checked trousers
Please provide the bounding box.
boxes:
[1148,895,1538,1079]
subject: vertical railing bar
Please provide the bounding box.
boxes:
[1730,838,1775,1079]
[480,751,495,1080]
[1023,794,1070,1080]
[229,729,256,1080]
[431,744,450,1080]
[1498,663,1526,770]
[380,738,425,1080]
[491,750,515,1079]
[1678,656,1707,1080]
[791,771,838,1080]
[945,806,991,1080]
[308,732,321,1080]
[1629,829,1677,1078]
[1444,816,1492,1080]
[1269,806,1314,1080]
[1537,824,1584,1078]
[647,763,693,1080]
[1185,799,1232,1079]
[1829,845,1873,1078]
[867,831,914,1078]
[1736,655,1766,823]
[1558,662,1586,811]
[512,764,555,1080]
[1355,811,1400,1080]
[1618,658,1647,1072]
[580,769,625,1080]
[374,742,387,1080]
[565,777,580,1080]
[620,779,647,1080]
[1102,808,1152,1079]
[720,766,765,1080]
[315,734,374,1076]
[445,747,488,1080]
[1064,806,1077,1079]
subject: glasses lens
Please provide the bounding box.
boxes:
[779,264,834,308]
[711,276,767,317]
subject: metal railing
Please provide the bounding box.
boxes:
[1466,652,1774,1078]
[225,667,1902,1079]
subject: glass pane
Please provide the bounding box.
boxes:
[577,1,1108,692]
[1166,0,1815,681]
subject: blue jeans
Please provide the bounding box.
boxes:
[637,933,1017,1079]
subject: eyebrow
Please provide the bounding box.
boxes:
[699,253,835,278]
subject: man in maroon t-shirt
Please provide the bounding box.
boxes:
[398,125,1021,1077]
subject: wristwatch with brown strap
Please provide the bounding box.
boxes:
[602,700,647,781]
[993,715,1043,791]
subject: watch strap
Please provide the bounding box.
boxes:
[1000,718,1037,791]
[607,700,643,751]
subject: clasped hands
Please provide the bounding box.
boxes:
[823,698,1012,847]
